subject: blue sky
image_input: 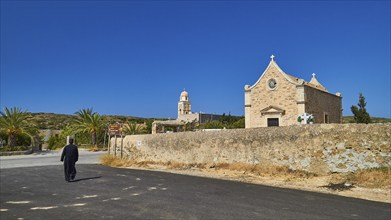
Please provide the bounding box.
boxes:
[1,1,390,118]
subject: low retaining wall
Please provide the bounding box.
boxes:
[110,124,391,174]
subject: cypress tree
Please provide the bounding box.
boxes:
[351,93,371,123]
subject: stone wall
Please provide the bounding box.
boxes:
[177,113,199,123]
[305,86,342,124]
[111,124,391,174]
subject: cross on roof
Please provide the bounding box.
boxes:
[270,54,275,61]
[312,73,316,78]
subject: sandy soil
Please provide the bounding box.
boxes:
[123,164,391,204]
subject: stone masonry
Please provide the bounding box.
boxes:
[111,124,391,175]
[245,63,298,127]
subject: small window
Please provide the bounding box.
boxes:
[267,118,279,127]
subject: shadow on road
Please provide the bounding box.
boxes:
[71,176,102,182]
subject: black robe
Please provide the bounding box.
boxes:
[60,144,79,181]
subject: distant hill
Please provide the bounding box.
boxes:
[26,113,390,130]
[28,113,74,130]
[342,116,391,124]
[28,112,163,130]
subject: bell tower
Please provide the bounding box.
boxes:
[178,89,191,117]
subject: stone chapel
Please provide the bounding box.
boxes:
[244,55,342,128]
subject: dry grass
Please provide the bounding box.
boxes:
[100,155,390,189]
[329,167,391,189]
[100,155,314,179]
[166,161,206,169]
[100,156,390,202]
[349,167,390,189]
[100,155,134,167]
[100,155,207,170]
[213,162,316,179]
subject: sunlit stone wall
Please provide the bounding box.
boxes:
[111,124,391,174]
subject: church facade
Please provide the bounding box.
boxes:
[244,55,342,128]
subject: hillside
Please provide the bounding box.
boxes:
[28,112,159,130]
[26,113,390,130]
[342,116,391,124]
[28,113,74,130]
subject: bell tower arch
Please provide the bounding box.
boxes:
[178,89,191,117]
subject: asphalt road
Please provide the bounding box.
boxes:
[1,162,390,219]
[0,150,105,169]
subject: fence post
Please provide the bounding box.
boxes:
[120,134,123,159]
[114,135,117,157]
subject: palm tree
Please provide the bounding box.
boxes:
[0,107,37,148]
[123,121,146,135]
[73,108,104,147]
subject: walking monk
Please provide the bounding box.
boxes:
[61,138,79,182]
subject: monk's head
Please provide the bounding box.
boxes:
[69,138,74,144]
